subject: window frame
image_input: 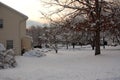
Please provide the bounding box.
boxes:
[6,40,13,49]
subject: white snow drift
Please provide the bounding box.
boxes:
[0,46,120,80]
[23,48,49,57]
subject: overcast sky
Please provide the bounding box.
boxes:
[0,0,49,26]
[1,0,112,27]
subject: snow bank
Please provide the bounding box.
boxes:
[23,48,47,57]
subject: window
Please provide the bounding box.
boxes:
[0,19,3,28]
[6,40,13,49]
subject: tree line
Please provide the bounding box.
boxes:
[27,0,120,55]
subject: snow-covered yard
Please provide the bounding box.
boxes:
[0,46,120,80]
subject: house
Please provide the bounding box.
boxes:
[0,2,32,55]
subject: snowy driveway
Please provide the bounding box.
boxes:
[0,46,120,80]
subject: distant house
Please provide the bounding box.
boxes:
[0,2,32,55]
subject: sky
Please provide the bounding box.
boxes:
[0,0,49,27]
[0,0,113,27]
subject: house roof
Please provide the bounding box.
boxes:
[0,2,28,20]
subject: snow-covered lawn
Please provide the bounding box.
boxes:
[0,46,120,80]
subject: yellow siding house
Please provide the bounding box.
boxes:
[0,2,32,55]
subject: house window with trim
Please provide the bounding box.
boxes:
[6,40,13,49]
[0,19,3,28]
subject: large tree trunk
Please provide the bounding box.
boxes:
[94,0,101,55]
[95,28,101,55]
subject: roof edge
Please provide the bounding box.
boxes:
[0,2,28,20]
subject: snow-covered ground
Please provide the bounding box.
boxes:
[0,45,120,80]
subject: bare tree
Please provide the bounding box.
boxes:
[27,26,40,46]
[41,0,112,55]
[109,0,120,44]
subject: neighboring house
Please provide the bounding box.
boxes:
[0,2,32,55]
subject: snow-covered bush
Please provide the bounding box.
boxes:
[34,48,51,53]
[23,48,46,57]
[0,43,6,51]
[0,44,17,69]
